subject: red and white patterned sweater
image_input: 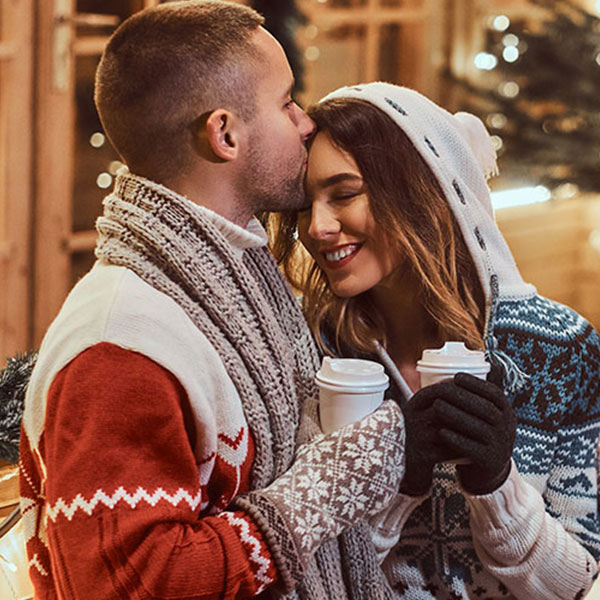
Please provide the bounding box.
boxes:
[19,213,281,599]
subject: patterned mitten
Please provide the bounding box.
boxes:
[434,370,516,495]
[235,400,405,591]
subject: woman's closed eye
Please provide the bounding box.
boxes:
[329,185,365,204]
[332,192,359,202]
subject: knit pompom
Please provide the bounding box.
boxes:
[453,112,499,181]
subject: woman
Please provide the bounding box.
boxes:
[272,82,600,599]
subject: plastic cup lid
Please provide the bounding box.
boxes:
[316,357,389,389]
[417,341,489,371]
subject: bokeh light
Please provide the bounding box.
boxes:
[503,46,519,62]
[498,81,520,98]
[96,172,112,189]
[493,15,510,31]
[89,132,105,148]
[474,52,498,70]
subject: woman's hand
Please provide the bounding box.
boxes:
[400,381,462,496]
[435,369,517,495]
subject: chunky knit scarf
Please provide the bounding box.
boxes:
[95,173,392,600]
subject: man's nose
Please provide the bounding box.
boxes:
[296,105,316,142]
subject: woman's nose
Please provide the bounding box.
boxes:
[307,203,341,240]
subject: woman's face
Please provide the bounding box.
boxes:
[298,131,400,298]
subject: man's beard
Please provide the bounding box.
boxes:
[239,144,308,214]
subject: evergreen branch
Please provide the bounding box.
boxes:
[0,351,37,463]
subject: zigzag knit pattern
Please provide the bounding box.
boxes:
[219,511,275,594]
[46,486,204,520]
[382,295,600,599]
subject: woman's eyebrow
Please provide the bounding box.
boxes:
[317,173,363,188]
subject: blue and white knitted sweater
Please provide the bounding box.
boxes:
[321,83,600,600]
[377,294,600,599]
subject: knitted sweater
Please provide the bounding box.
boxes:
[19,210,280,598]
[375,295,600,599]
[320,83,600,599]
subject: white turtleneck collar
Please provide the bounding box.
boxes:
[187,201,269,257]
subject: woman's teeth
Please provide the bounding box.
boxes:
[325,246,356,262]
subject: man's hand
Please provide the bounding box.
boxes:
[434,369,516,495]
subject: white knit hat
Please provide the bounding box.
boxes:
[319,82,535,305]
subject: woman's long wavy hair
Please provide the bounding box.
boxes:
[269,98,485,356]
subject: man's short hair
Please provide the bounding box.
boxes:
[94,0,265,181]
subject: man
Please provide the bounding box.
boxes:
[19,2,405,598]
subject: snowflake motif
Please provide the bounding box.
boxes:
[384,450,405,480]
[343,434,384,472]
[295,510,325,549]
[337,478,369,519]
[295,468,331,502]
[303,439,334,463]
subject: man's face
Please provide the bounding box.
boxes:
[240,28,315,213]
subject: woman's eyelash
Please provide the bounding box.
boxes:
[333,193,359,201]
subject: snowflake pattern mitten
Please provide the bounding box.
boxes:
[235,400,405,591]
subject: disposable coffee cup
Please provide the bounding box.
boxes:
[417,342,490,465]
[316,357,389,433]
[416,342,490,388]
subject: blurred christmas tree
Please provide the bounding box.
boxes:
[451,0,600,195]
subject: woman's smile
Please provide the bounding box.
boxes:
[320,242,363,269]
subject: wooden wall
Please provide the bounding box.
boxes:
[496,196,600,330]
[0,0,34,362]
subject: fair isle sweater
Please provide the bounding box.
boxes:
[19,213,278,598]
[372,295,600,599]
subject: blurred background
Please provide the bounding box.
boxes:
[0,0,600,596]
[2,0,600,361]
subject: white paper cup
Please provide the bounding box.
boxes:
[417,342,490,464]
[416,342,490,388]
[316,357,389,433]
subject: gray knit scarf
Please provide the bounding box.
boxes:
[95,173,393,600]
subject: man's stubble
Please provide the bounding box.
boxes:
[238,134,308,216]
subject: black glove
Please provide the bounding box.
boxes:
[434,367,516,495]
[400,382,463,496]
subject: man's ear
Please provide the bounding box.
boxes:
[205,109,241,161]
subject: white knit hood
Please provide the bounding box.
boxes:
[320,83,536,388]
[321,82,535,305]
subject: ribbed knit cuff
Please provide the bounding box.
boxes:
[464,461,597,598]
[234,492,305,593]
[464,461,541,544]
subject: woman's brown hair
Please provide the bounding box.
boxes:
[269,97,485,356]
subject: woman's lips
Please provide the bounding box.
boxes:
[320,243,362,270]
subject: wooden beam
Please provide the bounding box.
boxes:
[33,0,74,345]
[67,230,97,253]
[73,13,120,28]
[0,0,34,358]
[74,36,109,56]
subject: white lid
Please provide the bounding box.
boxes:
[417,342,489,371]
[316,357,389,391]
